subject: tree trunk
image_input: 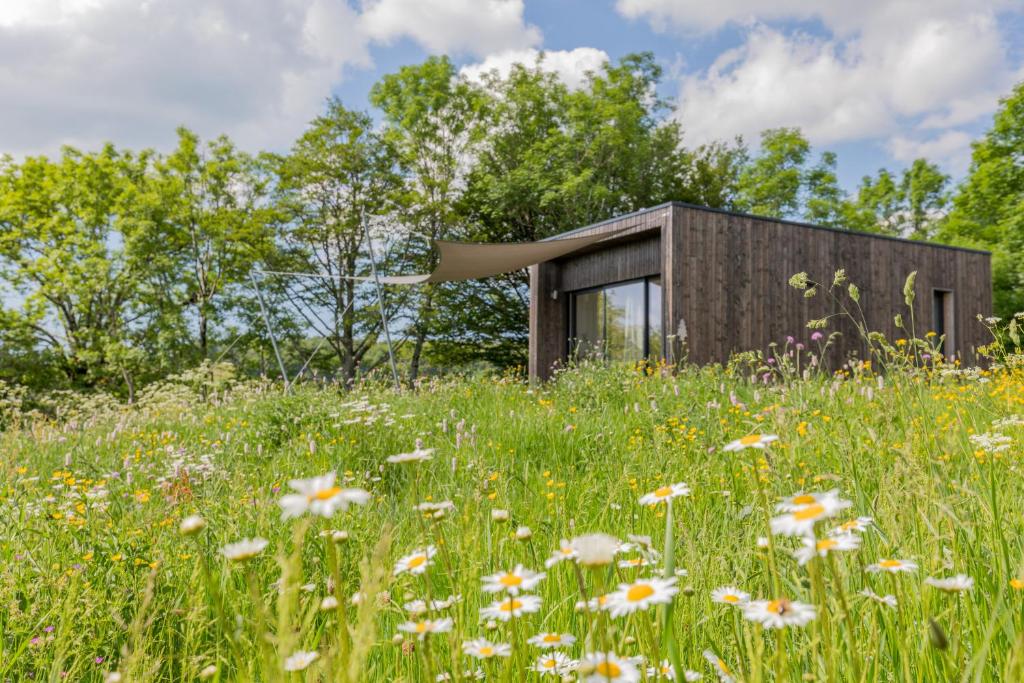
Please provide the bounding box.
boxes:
[407,288,434,384]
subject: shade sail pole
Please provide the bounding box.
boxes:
[249,270,290,393]
[362,211,402,391]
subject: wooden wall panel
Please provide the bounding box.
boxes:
[529,202,992,379]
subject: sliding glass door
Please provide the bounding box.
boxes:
[569,277,662,362]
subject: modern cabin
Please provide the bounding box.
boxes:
[528,202,992,379]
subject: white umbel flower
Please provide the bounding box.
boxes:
[638,482,690,506]
[579,652,640,682]
[481,564,546,595]
[570,533,620,567]
[221,538,268,562]
[386,448,435,464]
[604,577,678,617]
[179,515,206,535]
[742,598,817,629]
[283,650,319,672]
[278,472,370,519]
[925,574,974,592]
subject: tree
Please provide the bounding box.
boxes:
[273,99,401,384]
[900,159,950,240]
[847,168,903,234]
[943,80,1024,317]
[803,150,847,227]
[0,145,156,391]
[681,138,749,210]
[144,128,277,361]
[737,127,810,218]
[370,56,484,382]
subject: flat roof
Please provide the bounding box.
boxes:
[544,201,990,256]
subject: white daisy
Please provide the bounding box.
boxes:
[617,556,652,569]
[580,652,640,682]
[866,559,917,574]
[386,447,435,464]
[320,596,339,611]
[702,650,735,683]
[924,574,974,592]
[394,546,437,576]
[480,595,543,621]
[461,638,511,659]
[570,533,621,567]
[397,618,453,640]
[792,534,861,566]
[604,577,678,617]
[710,586,750,606]
[638,482,690,506]
[830,516,874,535]
[528,632,576,648]
[742,598,817,629]
[722,434,779,451]
[647,661,702,680]
[776,489,841,512]
[533,652,575,675]
[769,493,851,537]
[545,539,578,568]
[283,650,319,672]
[481,564,546,595]
[858,588,897,608]
[278,473,371,520]
[221,538,268,562]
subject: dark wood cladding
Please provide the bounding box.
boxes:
[529,202,992,379]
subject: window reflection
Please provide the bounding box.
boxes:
[570,277,662,362]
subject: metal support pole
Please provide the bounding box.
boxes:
[362,211,402,391]
[250,270,290,393]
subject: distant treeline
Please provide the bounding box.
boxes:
[0,52,1021,397]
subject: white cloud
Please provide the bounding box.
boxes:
[0,0,373,156]
[888,131,975,174]
[360,0,540,56]
[460,47,609,89]
[0,0,545,158]
[636,0,1021,175]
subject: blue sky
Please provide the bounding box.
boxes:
[1,0,1023,192]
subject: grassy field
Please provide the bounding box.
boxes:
[2,333,1024,682]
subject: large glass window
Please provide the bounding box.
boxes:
[570,277,663,362]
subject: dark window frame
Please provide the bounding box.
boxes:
[931,288,956,358]
[567,275,663,361]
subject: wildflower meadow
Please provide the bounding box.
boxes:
[3,312,1024,682]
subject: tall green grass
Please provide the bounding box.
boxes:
[2,327,1024,681]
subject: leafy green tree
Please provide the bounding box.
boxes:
[371,56,484,382]
[803,151,847,227]
[943,81,1024,317]
[900,158,950,239]
[737,127,810,218]
[0,145,156,392]
[846,168,903,233]
[681,138,749,210]
[272,99,401,384]
[144,128,278,361]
